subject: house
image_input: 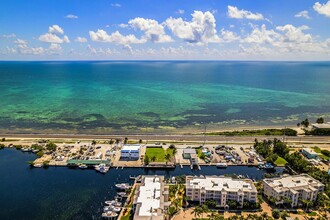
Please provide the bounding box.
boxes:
[302,148,318,159]
[182,148,197,159]
[263,174,324,207]
[186,175,257,208]
[120,144,141,160]
[133,175,171,220]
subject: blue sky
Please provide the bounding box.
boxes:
[1,0,330,60]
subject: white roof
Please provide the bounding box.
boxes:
[302,148,318,155]
[136,176,162,217]
[264,174,323,189]
[187,176,256,192]
[122,144,141,151]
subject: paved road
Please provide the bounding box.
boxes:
[2,133,330,144]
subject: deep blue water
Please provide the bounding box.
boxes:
[0,148,283,220]
[0,61,330,134]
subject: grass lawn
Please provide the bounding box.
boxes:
[274,156,287,166]
[145,147,175,162]
[313,147,330,160]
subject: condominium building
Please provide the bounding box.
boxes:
[120,144,141,160]
[263,174,324,207]
[133,175,171,220]
[186,176,258,208]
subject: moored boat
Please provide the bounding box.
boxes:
[33,163,43,168]
[78,164,88,169]
[115,183,130,190]
[101,211,118,219]
[216,162,228,168]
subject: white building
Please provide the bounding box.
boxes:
[263,174,324,207]
[133,176,170,220]
[301,148,318,159]
[120,144,141,159]
[186,176,257,208]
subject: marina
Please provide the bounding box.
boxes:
[0,148,283,220]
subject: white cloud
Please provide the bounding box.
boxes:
[227,5,264,20]
[176,9,185,14]
[48,25,64,35]
[128,17,172,43]
[89,29,145,45]
[243,24,280,44]
[276,25,312,43]
[165,11,221,44]
[38,24,69,44]
[220,29,239,42]
[65,14,78,19]
[111,3,121,7]
[14,39,27,45]
[313,1,330,17]
[2,33,16,38]
[295,10,311,19]
[39,33,70,43]
[119,24,128,28]
[75,37,87,43]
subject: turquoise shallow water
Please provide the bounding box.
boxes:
[0,61,330,134]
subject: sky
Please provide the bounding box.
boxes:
[0,0,330,60]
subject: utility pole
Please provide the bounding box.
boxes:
[203,124,206,146]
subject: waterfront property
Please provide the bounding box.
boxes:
[301,148,318,159]
[120,144,141,160]
[133,175,170,220]
[182,148,199,166]
[263,174,324,207]
[185,175,257,208]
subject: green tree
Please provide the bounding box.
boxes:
[165,153,171,165]
[261,212,268,220]
[316,117,324,124]
[46,142,57,151]
[301,199,313,212]
[139,139,142,144]
[200,204,209,218]
[144,155,150,165]
[91,140,96,145]
[191,205,202,218]
[272,209,281,219]
[124,137,128,144]
[109,139,114,144]
[151,155,156,162]
[281,211,289,219]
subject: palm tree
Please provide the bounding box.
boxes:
[165,153,171,165]
[207,211,218,220]
[191,206,202,218]
[261,212,268,220]
[151,155,156,162]
[200,204,209,218]
[183,195,189,210]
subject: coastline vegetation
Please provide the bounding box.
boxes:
[205,128,297,136]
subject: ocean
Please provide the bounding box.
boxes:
[0,148,282,220]
[1,61,330,134]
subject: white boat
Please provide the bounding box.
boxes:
[216,162,228,168]
[21,148,31,152]
[102,211,118,218]
[32,149,39,153]
[117,192,127,197]
[79,164,88,169]
[105,200,121,207]
[104,206,121,212]
[33,163,43,168]
[115,183,131,190]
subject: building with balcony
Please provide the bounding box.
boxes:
[133,175,171,220]
[263,174,324,207]
[186,175,257,208]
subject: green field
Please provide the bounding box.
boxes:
[145,147,175,162]
[274,156,287,166]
